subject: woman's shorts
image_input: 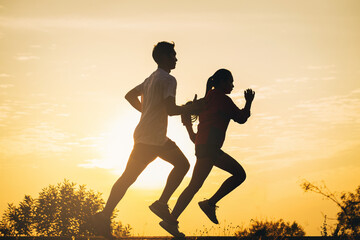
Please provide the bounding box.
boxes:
[195,144,225,159]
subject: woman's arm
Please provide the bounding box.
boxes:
[182,113,197,143]
[231,89,255,124]
[244,88,255,112]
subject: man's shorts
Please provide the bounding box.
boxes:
[129,139,180,163]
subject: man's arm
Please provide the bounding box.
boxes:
[164,96,204,116]
[125,88,142,112]
[164,96,182,116]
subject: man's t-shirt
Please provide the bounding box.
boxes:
[133,68,177,146]
[195,89,250,148]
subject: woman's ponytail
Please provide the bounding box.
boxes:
[205,76,214,96]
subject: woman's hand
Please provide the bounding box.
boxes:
[244,88,255,102]
[181,113,192,126]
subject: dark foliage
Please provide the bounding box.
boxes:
[235,219,305,237]
[0,179,131,237]
[302,180,360,237]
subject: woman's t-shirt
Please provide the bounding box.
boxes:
[195,89,250,148]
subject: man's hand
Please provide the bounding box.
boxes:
[244,88,255,102]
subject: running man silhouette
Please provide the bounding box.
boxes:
[91,41,203,239]
[159,69,255,237]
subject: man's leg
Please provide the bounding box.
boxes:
[102,144,157,218]
[148,141,189,224]
[92,145,155,239]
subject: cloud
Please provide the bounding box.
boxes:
[231,85,282,100]
[78,159,113,169]
[56,113,70,117]
[14,55,39,61]
[30,45,42,48]
[79,136,104,141]
[0,74,11,78]
[352,89,360,94]
[0,16,216,32]
[0,84,14,88]
[225,88,360,174]
[275,76,335,83]
[0,99,70,131]
[306,65,335,70]
[0,101,13,122]
[0,123,71,156]
[256,114,281,121]
[293,89,360,125]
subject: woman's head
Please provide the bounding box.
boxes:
[206,69,234,95]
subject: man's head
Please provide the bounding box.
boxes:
[152,41,177,71]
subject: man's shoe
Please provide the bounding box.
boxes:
[90,212,114,240]
[149,200,178,224]
[159,220,185,238]
[198,199,219,224]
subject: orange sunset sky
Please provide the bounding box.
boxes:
[0,0,359,236]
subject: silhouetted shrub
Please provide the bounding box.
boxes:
[0,179,131,237]
[302,180,360,237]
[235,219,305,237]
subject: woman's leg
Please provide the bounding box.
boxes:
[171,157,214,220]
[157,142,190,204]
[207,152,246,205]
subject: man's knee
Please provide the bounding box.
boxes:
[118,170,140,187]
[183,160,190,172]
[175,158,190,174]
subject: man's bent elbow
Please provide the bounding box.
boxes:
[166,106,182,116]
[167,109,178,116]
[124,92,131,101]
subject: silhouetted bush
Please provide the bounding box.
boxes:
[302,180,360,237]
[0,179,131,237]
[235,219,305,237]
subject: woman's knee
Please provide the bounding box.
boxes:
[234,168,246,184]
[187,180,204,194]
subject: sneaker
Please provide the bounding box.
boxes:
[149,200,178,224]
[90,212,114,240]
[159,220,185,238]
[198,199,219,224]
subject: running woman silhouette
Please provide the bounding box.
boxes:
[91,42,203,239]
[159,68,255,237]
